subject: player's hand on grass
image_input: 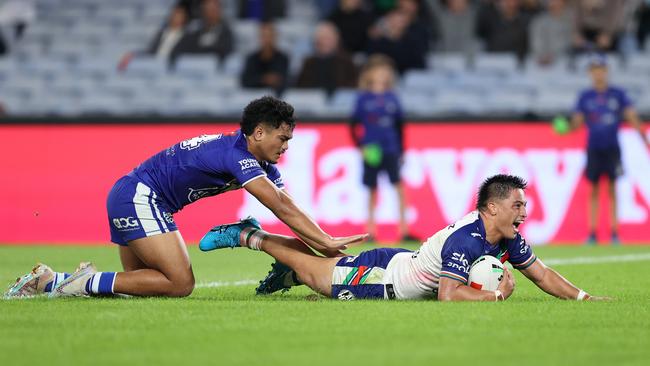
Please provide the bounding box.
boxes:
[497,267,516,299]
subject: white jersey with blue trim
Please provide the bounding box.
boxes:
[128,130,284,213]
[385,211,536,300]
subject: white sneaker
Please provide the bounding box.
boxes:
[49,262,97,298]
[4,263,55,299]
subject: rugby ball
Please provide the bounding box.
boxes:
[468,256,504,291]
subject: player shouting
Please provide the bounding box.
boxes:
[200,174,608,301]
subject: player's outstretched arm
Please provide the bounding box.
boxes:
[244,177,367,252]
[518,259,609,301]
[438,267,515,302]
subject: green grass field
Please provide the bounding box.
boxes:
[1,243,649,366]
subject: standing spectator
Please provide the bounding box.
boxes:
[366,9,428,73]
[172,0,234,63]
[569,55,649,245]
[0,0,36,41]
[432,0,478,54]
[0,30,7,56]
[475,0,531,61]
[349,55,418,243]
[572,0,626,53]
[396,0,439,50]
[237,0,286,21]
[327,0,375,54]
[529,0,574,66]
[177,0,203,20]
[637,1,650,50]
[294,22,358,95]
[147,6,189,63]
[241,22,289,95]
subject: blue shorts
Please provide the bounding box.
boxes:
[106,175,178,246]
[331,248,411,300]
[585,147,623,183]
[362,153,401,188]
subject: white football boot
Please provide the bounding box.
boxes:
[4,263,55,299]
[49,262,97,298]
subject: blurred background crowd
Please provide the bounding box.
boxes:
[0,0,649,119]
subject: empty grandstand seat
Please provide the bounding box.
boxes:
[428,53,471,74]
[473,53,519,75]
[222,55,245,77]
[484,91,533,114]
[282,89,328,115]
[328,88,357,116]
[224,89,275,113]
[400,91,438,116]
[402,70,449,93]
[232,20,259,54]
[78,93,128,115]
[174,95,225,115]
[532,89,577,116]
[172,55,219,79]
[123,56,168,79]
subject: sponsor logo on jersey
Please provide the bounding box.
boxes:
[471,232,483,239]
[112,217,139,230]
[163,212,175,224]
[345,256,358,263]
[238,158,260,171]
[273,177,283,186]
[337,289,356,301]
[187,180,241,202]
[447,252,470,274]
[180,134,222,150]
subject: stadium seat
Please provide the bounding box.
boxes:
[123,56,168,79]
[232,20,259,54]
[78,93,128,115]
[224,89,275,113]
[473,53,519,75]
[174,94,226,115]
[282,89,328,115]
[222,55,245,77]
[484,91,533,114]
[400,92,437,116]
[428,53,471,74]
[172,55,219,79]
[402,70,449,93]
[532,89,577,116]
[328,88,357,116]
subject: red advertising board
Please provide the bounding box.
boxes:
[1,123,649,245]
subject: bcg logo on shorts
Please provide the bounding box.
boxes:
[113,217,139,229]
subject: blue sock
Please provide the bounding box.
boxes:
[84,272,117,295]
[44,272,71,293]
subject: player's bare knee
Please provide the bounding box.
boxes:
[165,272,195,297]
[167,279,194,297]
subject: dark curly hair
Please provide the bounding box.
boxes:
[476,174,527,211]
[240,96,296,135]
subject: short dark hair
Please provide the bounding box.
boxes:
[240,96,296,135]
[476,174,527,211]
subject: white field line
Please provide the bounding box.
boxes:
[195,253,650,289]
[195,279,258,289]
[543,253,650,266]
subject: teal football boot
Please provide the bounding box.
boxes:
[199,216,261,251]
